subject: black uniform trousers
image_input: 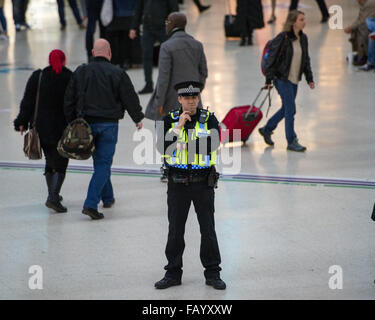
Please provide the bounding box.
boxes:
[164,180,222,281]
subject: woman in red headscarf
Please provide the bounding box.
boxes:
[14,49,73,213]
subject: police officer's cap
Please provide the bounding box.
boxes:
[174,81,203,96]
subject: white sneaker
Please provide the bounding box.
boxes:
[0,34,9,41]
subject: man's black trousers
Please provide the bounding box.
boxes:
[164,180,222,280]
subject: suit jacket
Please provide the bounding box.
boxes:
[145,29,208,121]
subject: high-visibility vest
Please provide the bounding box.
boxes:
[164,110,217,169]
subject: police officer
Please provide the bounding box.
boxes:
[155,81,226,290]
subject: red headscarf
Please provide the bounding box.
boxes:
[49,49,66,74]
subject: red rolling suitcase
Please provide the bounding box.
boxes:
[220,87,272,143]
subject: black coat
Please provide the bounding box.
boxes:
[264,30,314,85]
[64,57,144,124]
[14,66,73,146]
[131,0,179,30]
[236,0,264,29]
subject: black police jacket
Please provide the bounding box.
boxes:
[131,0,179,30]
[64,57,144,124]
[264,30,314,85]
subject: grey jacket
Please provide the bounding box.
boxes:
[145,30,208,121]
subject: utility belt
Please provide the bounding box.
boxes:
[163,166,220,188]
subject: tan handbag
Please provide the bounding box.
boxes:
[23,71,43,160]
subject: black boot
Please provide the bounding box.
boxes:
[239,37,246,46]
[247,30,253,46]
[45,172,67,213]
[138,82,153,94]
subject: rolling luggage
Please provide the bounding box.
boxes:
[220,87,272,143]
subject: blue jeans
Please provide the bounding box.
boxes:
[366,17,375,65]
[264,79,298,144]
[84,123,118,210]
[0,8,7,32]
[57,0,82,26]
[141,27,167,85]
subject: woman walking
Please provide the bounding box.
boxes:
[14,50,73,212]
[259,10,315,152]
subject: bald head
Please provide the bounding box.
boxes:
[166,12,187,34]
[92,39,112,60]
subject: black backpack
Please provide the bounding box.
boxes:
[58,65,95,160]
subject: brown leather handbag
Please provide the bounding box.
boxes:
[23,71,43,160]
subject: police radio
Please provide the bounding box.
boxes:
[199,106,209,124]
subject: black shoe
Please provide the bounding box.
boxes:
[138,83,153,94]
[160,173,168,183]
[199,5,210,13]
[287,138,306,152]
[267,16,276,24]
[320,16,329,23]
[371,203,375,221]
[60,24,66,31]
[206,277,226,290]
[258,127,274,146]
[247,37,253,46]
[239,38,246,46]
[154,277,181,289]
[45,200,67,213]
[103,199,115,208]
[82,207,104,220]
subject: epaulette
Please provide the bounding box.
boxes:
[169,109,181,120]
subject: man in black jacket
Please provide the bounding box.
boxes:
[64,39,144,220]
[129,0,179,94]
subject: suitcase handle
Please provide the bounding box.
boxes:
[244,87,273,120]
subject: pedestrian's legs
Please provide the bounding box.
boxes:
[21,0,28,24]
[192,184,222,280]
[0,7,7,33]
[56,0,66,27]
[106,30,119,65]
[289,0,298,11]
[315,0,329,20]
[101,178,114,205]
[264,79,286,134]
[67,0,83,25]
[12,0,22,25]
[83,123,118,210]
[164,182,191,280]
[85,7,99,60]
[141,27,155,86]
[366,18,375,65]
[279,80,298,144]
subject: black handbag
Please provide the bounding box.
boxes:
[23,70,43,160]
[371,203,375,221]
[224,0,241,37]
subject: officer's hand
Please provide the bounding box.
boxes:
[176,111,191,130]
[308,82,315,89]
[129,29,137,39]
[136,122,143,130]
[19,125,25,135]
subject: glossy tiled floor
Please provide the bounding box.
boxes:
[0,0,374,299]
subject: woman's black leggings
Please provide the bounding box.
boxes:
[41,144,69,174]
